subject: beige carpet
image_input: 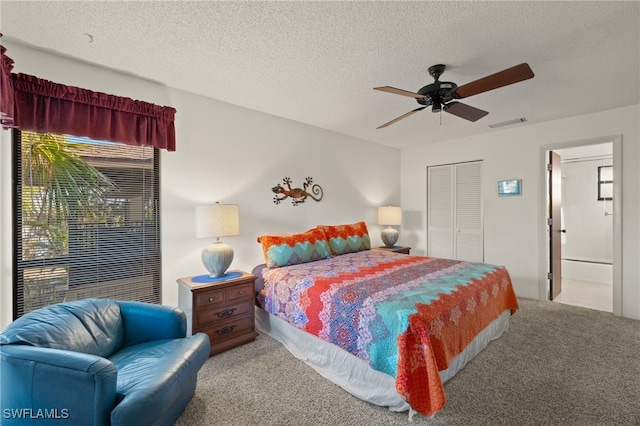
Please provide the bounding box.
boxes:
[176,299,640,425]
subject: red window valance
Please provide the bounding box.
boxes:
[11,73,177,151]
[0,34,16,128]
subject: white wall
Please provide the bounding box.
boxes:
[3,40,638,323]
[561,157,613,264]
[400,104,640,320]
[0,43,400,327]
[161,88,400,306]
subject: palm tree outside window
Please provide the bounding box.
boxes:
[14,130,161,317]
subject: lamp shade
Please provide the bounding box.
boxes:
[378,206,402,226]
[195,203,240,238]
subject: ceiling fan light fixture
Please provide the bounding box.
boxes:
[488,117,528,128]
[373,63,534,129]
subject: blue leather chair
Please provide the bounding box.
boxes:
[0,298,210,425]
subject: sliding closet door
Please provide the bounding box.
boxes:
[427,161,483,262]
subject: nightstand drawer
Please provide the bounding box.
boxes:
[226,283,253,301]
[196,300,252,327]
[195,288,225,307]
[205,315,253,343]
[195,282,253,308]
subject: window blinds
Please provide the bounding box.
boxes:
[14,130,161,318]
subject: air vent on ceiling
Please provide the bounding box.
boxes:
[488,117,527,128]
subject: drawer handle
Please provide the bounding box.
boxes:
[208,297,216,302]
[216,325,236,336]
[215,308,237,318]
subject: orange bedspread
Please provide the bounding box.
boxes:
[396,267,518,416]
[259,251,519,417]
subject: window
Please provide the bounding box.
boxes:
[597,165,613,201]
[13,130,161,318]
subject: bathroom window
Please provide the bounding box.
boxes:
[597,165,613,201]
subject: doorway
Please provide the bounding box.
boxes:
[551,143,613,312]
[539,136,622,316]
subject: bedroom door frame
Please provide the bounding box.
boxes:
[538,135,622,316]
[548,150,563,300]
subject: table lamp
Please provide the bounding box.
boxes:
[378,205,402,248]
[195,202,240,277]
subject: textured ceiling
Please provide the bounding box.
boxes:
[1,1,639,149]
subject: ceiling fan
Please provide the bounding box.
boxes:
[374,63,534,129]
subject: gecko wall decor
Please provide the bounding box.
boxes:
[272,176,323,206]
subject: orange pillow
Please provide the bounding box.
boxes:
[317,221,371,255]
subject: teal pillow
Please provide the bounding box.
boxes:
[258,228,331,268]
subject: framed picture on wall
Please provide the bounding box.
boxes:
[498,179,522,196]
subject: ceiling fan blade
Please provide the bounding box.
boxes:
[444,102,489,122]
[377,107,427,129]
[451,63,534,99]
[374,86,427,99]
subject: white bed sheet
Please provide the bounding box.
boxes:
[255,306,511,413]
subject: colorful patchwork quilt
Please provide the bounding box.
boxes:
[258,249,519,417]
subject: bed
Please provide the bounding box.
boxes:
[253,222,518,418]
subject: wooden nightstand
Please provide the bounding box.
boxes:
[374,246,411,255]
[177,270,258,356]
